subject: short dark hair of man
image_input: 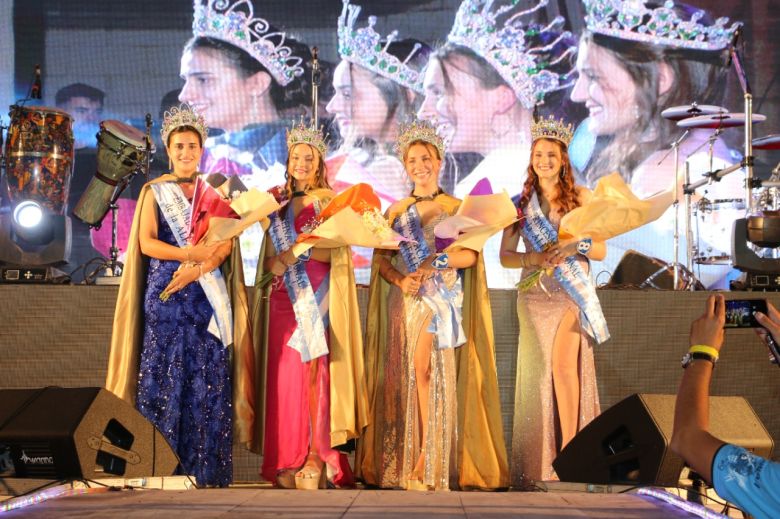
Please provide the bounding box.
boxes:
[55,83,105,107]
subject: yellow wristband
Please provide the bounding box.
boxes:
[689,344,720,359]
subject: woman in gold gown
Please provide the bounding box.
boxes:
[359,120,508,491]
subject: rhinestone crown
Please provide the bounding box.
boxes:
[396,119,446,161]
[192,0,305,86]
[584,0,741,51]
[287,120,328,157]
[337,0,427,94]
[447,0,576,109]
[161,104,209,146]
[531,115,574,146]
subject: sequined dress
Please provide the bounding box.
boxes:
[369,211,459,490]
[135,208,233,488]
[510,210,600,485]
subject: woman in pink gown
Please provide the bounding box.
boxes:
[257,123,366,489]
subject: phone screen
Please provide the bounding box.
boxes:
[724,299,768,328]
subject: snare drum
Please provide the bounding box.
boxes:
[4,105,74,215]
[74,120,152,226]
[694,198,745,265]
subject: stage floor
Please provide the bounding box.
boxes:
[0,484,731,518]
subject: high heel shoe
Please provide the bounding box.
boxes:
[406,478,431,492]
[295,453,327,490]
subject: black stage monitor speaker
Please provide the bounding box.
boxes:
[553,393,774,486]
[0,387,179,479]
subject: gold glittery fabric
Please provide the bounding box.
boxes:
[510,214,601,486]
[368,212,459,490]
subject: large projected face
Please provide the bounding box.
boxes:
[570,39,639,137]
[327,60,391,142]
[404,142,441,191]
[419,56,492,154]
[179,47,260,132]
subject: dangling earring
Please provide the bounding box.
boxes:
[168,157,172,170]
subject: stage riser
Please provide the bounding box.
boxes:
[1,286,777,482]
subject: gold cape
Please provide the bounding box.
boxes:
[251,188,369,449]
[105,174,258,451]
[358,193,509,489]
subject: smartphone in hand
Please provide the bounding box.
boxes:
[724,299,768,328]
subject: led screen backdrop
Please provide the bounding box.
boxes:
[5,0,780,287]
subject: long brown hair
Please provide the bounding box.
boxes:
[282,143,331,199]
[580,7,729,186]
[517,138,580,219]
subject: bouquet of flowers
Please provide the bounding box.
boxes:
[518,172,674,293]
[290,183,409,255]
[257,183,408,287]
[433,178,520,252]
[200,188,280,245]
[160,179,280,301]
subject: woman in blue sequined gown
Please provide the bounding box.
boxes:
[107,110,236,487]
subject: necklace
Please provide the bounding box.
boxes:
[173,173,199,184]
[412,187,443,202]
[291,190,308,198]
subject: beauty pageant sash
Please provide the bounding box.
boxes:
[394,203,465,349]
[522,192,610,344]
[151,181,233,347]
[268,202,330,362]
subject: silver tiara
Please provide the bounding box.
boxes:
[192,0,305,86]
[447,0,576,109]
[583,0,741,51]
[336,0,426,94]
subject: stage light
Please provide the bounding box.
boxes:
[0,105,74,279]
[13,200,44,228]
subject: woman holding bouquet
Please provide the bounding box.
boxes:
[359,119,507,491]
[499,117,609,486]
[106,105,253,487]
[256,122,367,489]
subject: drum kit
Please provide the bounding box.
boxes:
[1,102,153,281]
[659,99,780,290]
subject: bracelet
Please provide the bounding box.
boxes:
[689,344,720,360]
[682,351,717,369]
[432,253,449,270]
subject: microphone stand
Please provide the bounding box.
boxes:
[311,47,321,128]
[729,27,755,214]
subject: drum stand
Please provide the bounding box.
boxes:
[656,130,697,289]
[93,115,152,285]
[93,176,134,285]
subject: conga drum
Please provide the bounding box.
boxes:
[73,120,151,227]
[4,105,75,215]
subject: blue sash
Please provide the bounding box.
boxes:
[522,192,609,344]
[150,181,233,347]
[268,201,330,362]
[394,203,465,349]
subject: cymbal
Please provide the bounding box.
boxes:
[661,104,727,121]
[753,134,780,150]
[677,113,767,129]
